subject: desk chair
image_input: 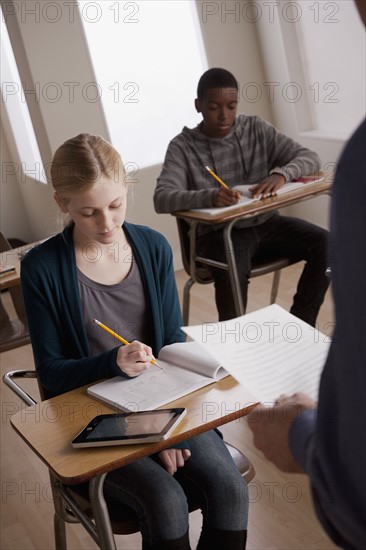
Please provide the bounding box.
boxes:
[3,369,255,550]
[176,218,301,324]
[0,232,30,352]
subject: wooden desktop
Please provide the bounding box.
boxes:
[10,377,256,485]
[0,240,45,290]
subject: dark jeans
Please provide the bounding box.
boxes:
[198,213,330,326]
[104,430,248,547]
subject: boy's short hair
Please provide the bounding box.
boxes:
[197,68,238,100]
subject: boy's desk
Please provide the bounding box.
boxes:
[174,178,331,224]
[10,377,256,485]
[173,178,332,315]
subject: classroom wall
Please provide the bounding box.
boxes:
[0,115,33,242]
[2,0,359,264]
[0,0,274,267]
[253,1,364,228]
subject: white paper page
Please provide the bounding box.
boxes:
[182,304,331,404]
[189,189,258,216]
[157,341,227,379]
[88,362,217,411]
[189,177,324,218]
[234,177,324,198]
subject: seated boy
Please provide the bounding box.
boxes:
[154,68,330,325]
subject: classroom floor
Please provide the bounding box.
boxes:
[0,263,337,549]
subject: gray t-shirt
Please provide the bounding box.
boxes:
[78,259,149,356]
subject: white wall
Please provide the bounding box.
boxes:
[1,0,108,242]
[1,0,274,266]
[254,0,365,229]
[0,116,33,242]
[5,1,361,257]
[196,1,274,121]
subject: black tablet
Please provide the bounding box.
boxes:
[71,408,186,448]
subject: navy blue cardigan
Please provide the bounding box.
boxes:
[21,222,184,397]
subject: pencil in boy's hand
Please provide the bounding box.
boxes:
[205,166,230,189]
[93,319,163,369]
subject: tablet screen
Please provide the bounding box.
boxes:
[72,408,186,447]
[86,411,177,440]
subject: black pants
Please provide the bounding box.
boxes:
[198,213,330,326]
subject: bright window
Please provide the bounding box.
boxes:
[1,14,46,183]
[79,0,207,169]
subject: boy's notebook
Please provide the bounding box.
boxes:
[183,304,331,404]
[190,176,324,219]
[88,305,331,411]
[87,341,228,411]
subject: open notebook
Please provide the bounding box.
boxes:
[88,341,228,411]
[190,176,324,218]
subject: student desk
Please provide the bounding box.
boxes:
[173,178,332,316]
[10,377,256,549]
[0,240,45,289]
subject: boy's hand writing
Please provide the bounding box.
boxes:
[213,187,241,207]
[249,173,286,199]
[158,448,192,475]
[116,341,154,377]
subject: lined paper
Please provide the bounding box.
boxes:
[183,304,331,403]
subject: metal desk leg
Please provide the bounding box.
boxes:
[89,474,117,550]
[189,221,199,282]
[223,220,245,316]
[190,219,244,317]
[54,512,67,550]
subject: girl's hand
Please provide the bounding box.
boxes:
[116,341,154,377]
[158,448,191,475]
[249,173,286,199]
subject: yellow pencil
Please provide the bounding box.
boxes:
[205,165,230,189]
[94,319,163,369]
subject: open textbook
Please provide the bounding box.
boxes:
[88,341,228,411]
[183,304,331,404]
[190,176,324,218]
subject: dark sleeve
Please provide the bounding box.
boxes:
[154,139,216,213]
[260,118,321,182]
[21,252,123,396]
[289,119,366,549]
